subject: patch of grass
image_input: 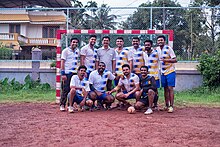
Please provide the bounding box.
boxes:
[157,87,220,107]
[0,89,55,103]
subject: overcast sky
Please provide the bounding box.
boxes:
[81,0,192,7]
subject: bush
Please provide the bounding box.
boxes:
[0,75,51,93]
[0,43,13,59]
[197,49,220,88]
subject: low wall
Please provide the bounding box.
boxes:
[0,67,202,91]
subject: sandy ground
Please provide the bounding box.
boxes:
[0,103,219,147]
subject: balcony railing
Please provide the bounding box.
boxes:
[0,33,57,46]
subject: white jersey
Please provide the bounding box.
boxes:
[70,75,90,95]
[115,47,129,75]
[118,73,139,92]
[156,45,176,75]
[80,44,97,72]
[143,49,160,80]
[61,47,80,74]
[89,70,115,92]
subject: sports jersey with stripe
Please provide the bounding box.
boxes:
[80,44,97,73]
[70,75,90,95]
[118,73,139,92]
[89,70,115,92]
[128,46,145,74]
[115,47,129,75]
[156,45,176,75]
[143,49,160,80]
[61,47,80,74]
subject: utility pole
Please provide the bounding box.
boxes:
[163,1,166,30]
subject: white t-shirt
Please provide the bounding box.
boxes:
[118,73,139,92]
[70,75,90,95]
[89,70,115,92]
[156,45,176,75]
[61,47,80,74]
[80,44,97,72]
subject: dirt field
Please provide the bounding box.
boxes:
[0,103,219,147]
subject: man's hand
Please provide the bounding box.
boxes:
[80,99,85,106]
[124,93,130,98]
[61,75,67,81]
[96,91,102,97]
[106,91,112,95]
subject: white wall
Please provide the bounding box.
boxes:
[0,24,9,33]
[27,25,43,38]
[20,24,27,36]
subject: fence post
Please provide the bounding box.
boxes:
[31,47,42,81]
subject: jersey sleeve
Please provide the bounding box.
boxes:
[80,46,86,56]
[169,47,176,59]
[88,72,94,84]
[84,81,90,92]
[70,75,76,87]
[61,48,67,60]
[134,75,140,84]
[108,72,115,80]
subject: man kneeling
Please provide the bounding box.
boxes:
[68,65,93,113]
[135,66,157,115]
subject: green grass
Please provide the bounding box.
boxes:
[157,87,220,107]
[0,86,220,107]
[0,89,55,103]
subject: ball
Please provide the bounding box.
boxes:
[127,106,135,114]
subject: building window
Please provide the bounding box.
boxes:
[9,24,20,34]
[42,26,59,38]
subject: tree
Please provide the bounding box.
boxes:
[120,0,189,60]
[84,4,118,29]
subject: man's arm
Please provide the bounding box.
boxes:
[112,60,116,73]
[61,59,67,81]
[80,55,86,65]
[89,84,102,96]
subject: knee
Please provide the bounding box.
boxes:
[116,92,123,100]
[106,95,115,103]
[70,88,76,95]
[86,100,93,107]
[148,89,155,97]
[89,92,97,100]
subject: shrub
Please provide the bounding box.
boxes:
[197,49,220,88]
[0,43,13,59]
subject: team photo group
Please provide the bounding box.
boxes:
[59,34,177,114]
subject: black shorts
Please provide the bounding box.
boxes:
[139,97,149,106]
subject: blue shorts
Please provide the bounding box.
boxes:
[122,90,136,99]
[161,72,176,87]
[156,79,160,88]
[89,91,108,101]
[68,93,84,105]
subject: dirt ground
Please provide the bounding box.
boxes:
[0,103,219,147]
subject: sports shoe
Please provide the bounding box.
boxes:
[144,108,153,115]
[68,106,74,113]
[168,106,174,113]
[60,105,65,111]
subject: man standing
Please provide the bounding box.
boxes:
[134,66,157,115]
[143,39,160,110]
[68,65,93,113]
[89,62,115,109]
[156,35,177,113]
[128,37,145,76]
[80,35,97,79]
[108,64,140,108]
[96,36,116,90]
[60,38,80,111]
[114,37,129,86]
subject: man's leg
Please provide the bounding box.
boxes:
[107,80,113,91]
[68,88,76,113]
[167,72,176,113]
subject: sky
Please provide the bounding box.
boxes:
[81,0,192,7]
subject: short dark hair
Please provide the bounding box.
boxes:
[70,38,79,43]
[99,61,106,67]
[122,64,130,69]
[89,35,97,39]
[78,65,87,71]
[102,36,110,41]
[144,40,153,45]
[116,37,124,41]
[140,66,148,71]
[132,37,140,41]
[157,35,166,41]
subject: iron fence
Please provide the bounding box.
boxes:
[0,6,219,60]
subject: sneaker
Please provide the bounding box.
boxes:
[68,106,74,113]
[144,108,153,115]
[60,105,65,111]
[168,106,174,113]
